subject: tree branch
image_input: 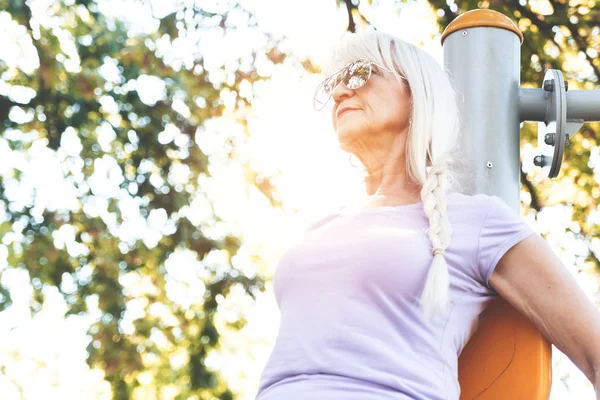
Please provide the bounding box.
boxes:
[520,161,541,211]
[520,161,600,272]
[341,0,375,32]
[0,364,25,399]
[547,0,600,80]
[342,0,356,33]
[510,1,565,57]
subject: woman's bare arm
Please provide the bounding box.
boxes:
[489,233,600,397]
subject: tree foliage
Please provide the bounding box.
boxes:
[0,0,296,398]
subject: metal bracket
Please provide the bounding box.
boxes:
[533,69,568,178]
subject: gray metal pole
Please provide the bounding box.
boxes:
[441,11,552,399]
[442,26,522,211]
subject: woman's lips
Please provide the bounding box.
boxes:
[337,108,359,119]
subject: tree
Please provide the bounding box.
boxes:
[0,0,301,398]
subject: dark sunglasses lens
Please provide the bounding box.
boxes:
[313,60,371,110]
[343,60,371,89]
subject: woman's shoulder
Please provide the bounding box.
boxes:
[448,192,499,207]
[447,193,527,232]
[446,192,499,223]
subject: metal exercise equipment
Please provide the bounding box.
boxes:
[441,9,600,399]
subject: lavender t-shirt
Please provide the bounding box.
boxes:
[255,192,536,400]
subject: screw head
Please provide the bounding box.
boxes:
[544,133,555,146]
[533,155,546,167]
[543,80,554,92]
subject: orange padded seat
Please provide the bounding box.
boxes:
[458,297,552,399]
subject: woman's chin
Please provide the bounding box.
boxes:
[335,126,362,140]
[335,131,363,152]
[335,114,365,136]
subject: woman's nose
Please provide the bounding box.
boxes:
[331,81,355,104]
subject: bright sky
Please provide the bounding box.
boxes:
[0,0,598,399]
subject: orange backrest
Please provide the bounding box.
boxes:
[457,297,552,399]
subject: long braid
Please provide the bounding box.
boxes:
[419,163,452,321]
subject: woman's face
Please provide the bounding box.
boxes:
[330,62,412,148]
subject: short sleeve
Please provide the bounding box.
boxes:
[476,196,536,291]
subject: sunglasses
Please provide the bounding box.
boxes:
[313,58,404,111]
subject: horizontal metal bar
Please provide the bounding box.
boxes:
[519,87,546,122]
[565,90,600,121]
[520,87,600,122]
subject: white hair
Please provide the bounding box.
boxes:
[324,31,472,321]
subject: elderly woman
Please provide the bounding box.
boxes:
[255,31,600,399]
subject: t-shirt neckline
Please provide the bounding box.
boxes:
[338,200,424,216]
[337,192,457,216]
